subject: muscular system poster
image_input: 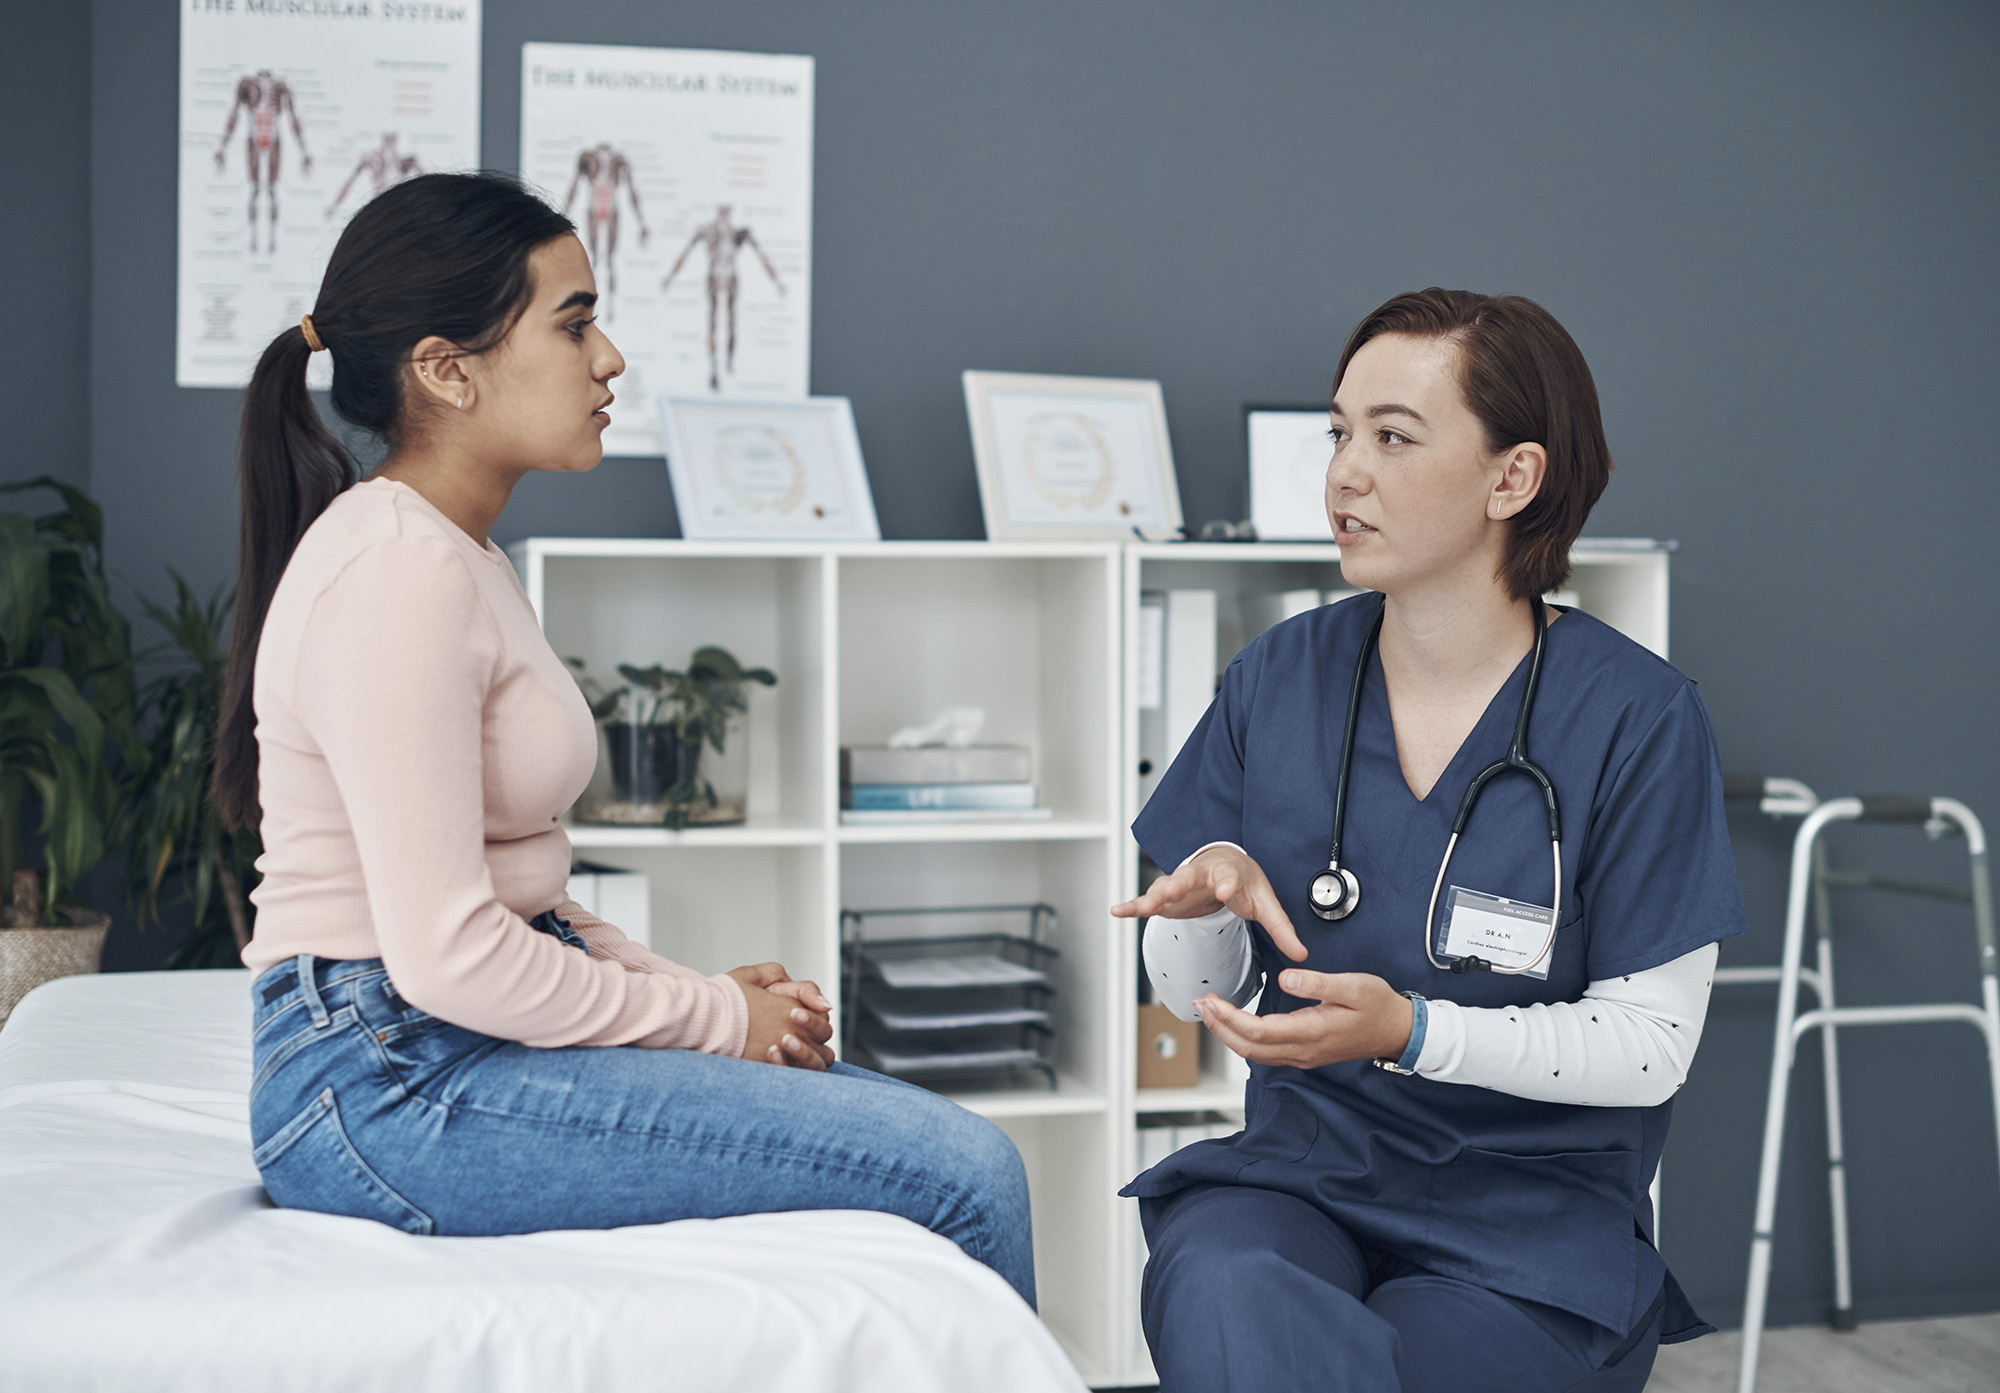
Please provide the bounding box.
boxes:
[519,43,815,458]
[177,0,481,389]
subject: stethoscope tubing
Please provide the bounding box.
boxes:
[1422,834,1564,975]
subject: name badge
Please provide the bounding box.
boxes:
[1439,886,1557,979]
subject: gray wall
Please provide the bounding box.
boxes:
[1,2,91,490]
[17,0,2000,1337]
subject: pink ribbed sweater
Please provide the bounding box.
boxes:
[243,478,748,1055]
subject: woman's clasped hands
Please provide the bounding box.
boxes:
[1112,845,1414,1071]
[729,962,836,1070]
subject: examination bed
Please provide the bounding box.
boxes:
[0,969,1084,1392]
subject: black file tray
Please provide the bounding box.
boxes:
[840,903,1060,1092]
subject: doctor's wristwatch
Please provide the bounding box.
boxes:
[1372,991,1428,1076]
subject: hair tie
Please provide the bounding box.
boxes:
[300,314,324,353]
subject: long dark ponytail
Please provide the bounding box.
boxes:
[214,173,574,831]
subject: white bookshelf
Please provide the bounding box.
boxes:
[512,535,1671,1390]
[512,538,1127,1386]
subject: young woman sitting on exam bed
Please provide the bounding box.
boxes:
[217,173,1033,1307]
[1114,288,1744,1393]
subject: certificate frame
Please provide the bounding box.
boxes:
[962,371,1183,541]
[658,395,881,541]
[1245,403,1336,542]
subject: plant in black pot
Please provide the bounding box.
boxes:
[0,477,141,1024]
[566,646,776,829]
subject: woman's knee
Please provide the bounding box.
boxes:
[961,1112,1029,1195]
[833,1081,1034,1300]
[872,1082,1023,1182]
[909,1102,1029,1227]
[944,1112,1035,1304]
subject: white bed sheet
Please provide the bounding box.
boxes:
[0,971,1086,1393]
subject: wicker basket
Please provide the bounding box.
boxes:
[0,909,111,1029]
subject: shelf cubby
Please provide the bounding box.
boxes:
[837,550,1118,827]
[529,544,830,834]
[841,837,1117,1116]
[563,842,830,983]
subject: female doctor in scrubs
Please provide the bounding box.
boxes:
[1113,288,1744,1392]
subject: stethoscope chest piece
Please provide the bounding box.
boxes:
[1308,865,1361,921]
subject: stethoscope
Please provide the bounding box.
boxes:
[1306,595,1564,975]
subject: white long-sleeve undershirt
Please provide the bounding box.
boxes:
[1142,900,1716,1109]
[1414,942,1715,1107]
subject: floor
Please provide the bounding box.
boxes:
[1105,1314,2000,1392]
[1648,1313,2000,1392]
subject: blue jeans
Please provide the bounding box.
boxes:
[248,947,1037,1308]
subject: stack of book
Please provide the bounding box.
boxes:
[839,744,1050,824]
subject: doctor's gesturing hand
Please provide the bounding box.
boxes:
[1112,845,1415,1070]
[1113,844,1309,960]
[1196,970,1413,1071]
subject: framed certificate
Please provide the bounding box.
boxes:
[1246,405,1335,541]
[657,395,880,541]
[962,371,1183,541]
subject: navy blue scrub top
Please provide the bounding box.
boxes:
[1124,596,1747,1341]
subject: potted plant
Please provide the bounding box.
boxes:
[115,574,263,969]
[0,478,140,1024]
[566,646,776,829]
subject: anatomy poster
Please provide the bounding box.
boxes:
[177,0,481,389]
[520,43,815,457]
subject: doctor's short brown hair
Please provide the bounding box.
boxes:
[1333,288,1613,602]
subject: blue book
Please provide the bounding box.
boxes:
[845,782,1040,811]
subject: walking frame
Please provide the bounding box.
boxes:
[1733,793,1998,1393]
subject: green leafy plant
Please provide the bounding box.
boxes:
[566,646,776,828]
[620,646,777,753]
[114,574,262,967]
[0,477,139,925]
